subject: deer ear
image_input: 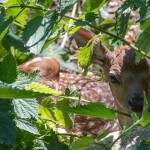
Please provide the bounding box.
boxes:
[73,27,112,67]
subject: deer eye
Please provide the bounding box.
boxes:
[109,73,119,83]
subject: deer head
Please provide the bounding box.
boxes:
[74,28,150,127]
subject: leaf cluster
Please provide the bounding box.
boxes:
[0,0,149,150]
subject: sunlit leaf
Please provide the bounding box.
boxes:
[84,0,107,13]
[67,102,116,120]
[38,106,56,131]
[100,19,116,26]
[77,45,92,73]
[39,106,54,120]
[27,82,63,96]
[0,83,50,99]
[54,99,72,129]
[4,0,29,25]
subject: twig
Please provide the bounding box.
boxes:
[7,5,48,11]
[60,3,78,48]
[60,95,90,103]
[6,4,150,59]
[64,15,150,59]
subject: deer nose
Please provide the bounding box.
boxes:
[128,96,144,112]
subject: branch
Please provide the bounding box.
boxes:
[64,15,150,59]
[7,5,48,11]
[6,4,150,59]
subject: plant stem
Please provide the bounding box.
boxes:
[8,5,48,11]
[13,7,25,21]
[6,4,150,59]
[108,120,141,149]
[64,15,150,59]
[114,110,131,118]
[57,133,79,137]
[60,95,90,103]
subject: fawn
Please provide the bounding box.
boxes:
[74,28,150,127]
[18,28,150,136]
[18,57,118,137]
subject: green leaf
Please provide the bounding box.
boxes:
[77,45,92,73]
[16,118,39,135]
[0,100,16,147]
[39,106,57,131]
[0,81,63,99]
[67,102,116,120]
[0,53,17,83]
[27,82,63,96]
[85,12,98,22]
[16,129,36,150]
[115,13,130,38]
[4,0,29,25]
[140,97,150,127]
[0,29,8,41]
[96,131,110,141]
[60,0,79,17]
[13,98,39,119]
[141,17,150,30]
[0,42,7,57]
[5,30,29,53]
[131,112,140,122]
[84,0,107,13]
[70,137,95,150]
[54,99,72,129]
[39,106,54,120]
[138,2,150,22]
[100,19,116,26]
[34,130,69,150]
[0,9,11,41]
[41,97,54,108]
[21,12,58,54]
[12,71,40,88]
[0,83,50,99]
[0,15,13,32]
[115,0,146,26]
[74,19,89,26]
[135,26,150,61]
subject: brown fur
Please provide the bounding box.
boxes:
[18,57,118,137]
[74,28,150,127]
[18,57,60,81]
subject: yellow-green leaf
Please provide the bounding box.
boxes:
[27,82,63,96]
